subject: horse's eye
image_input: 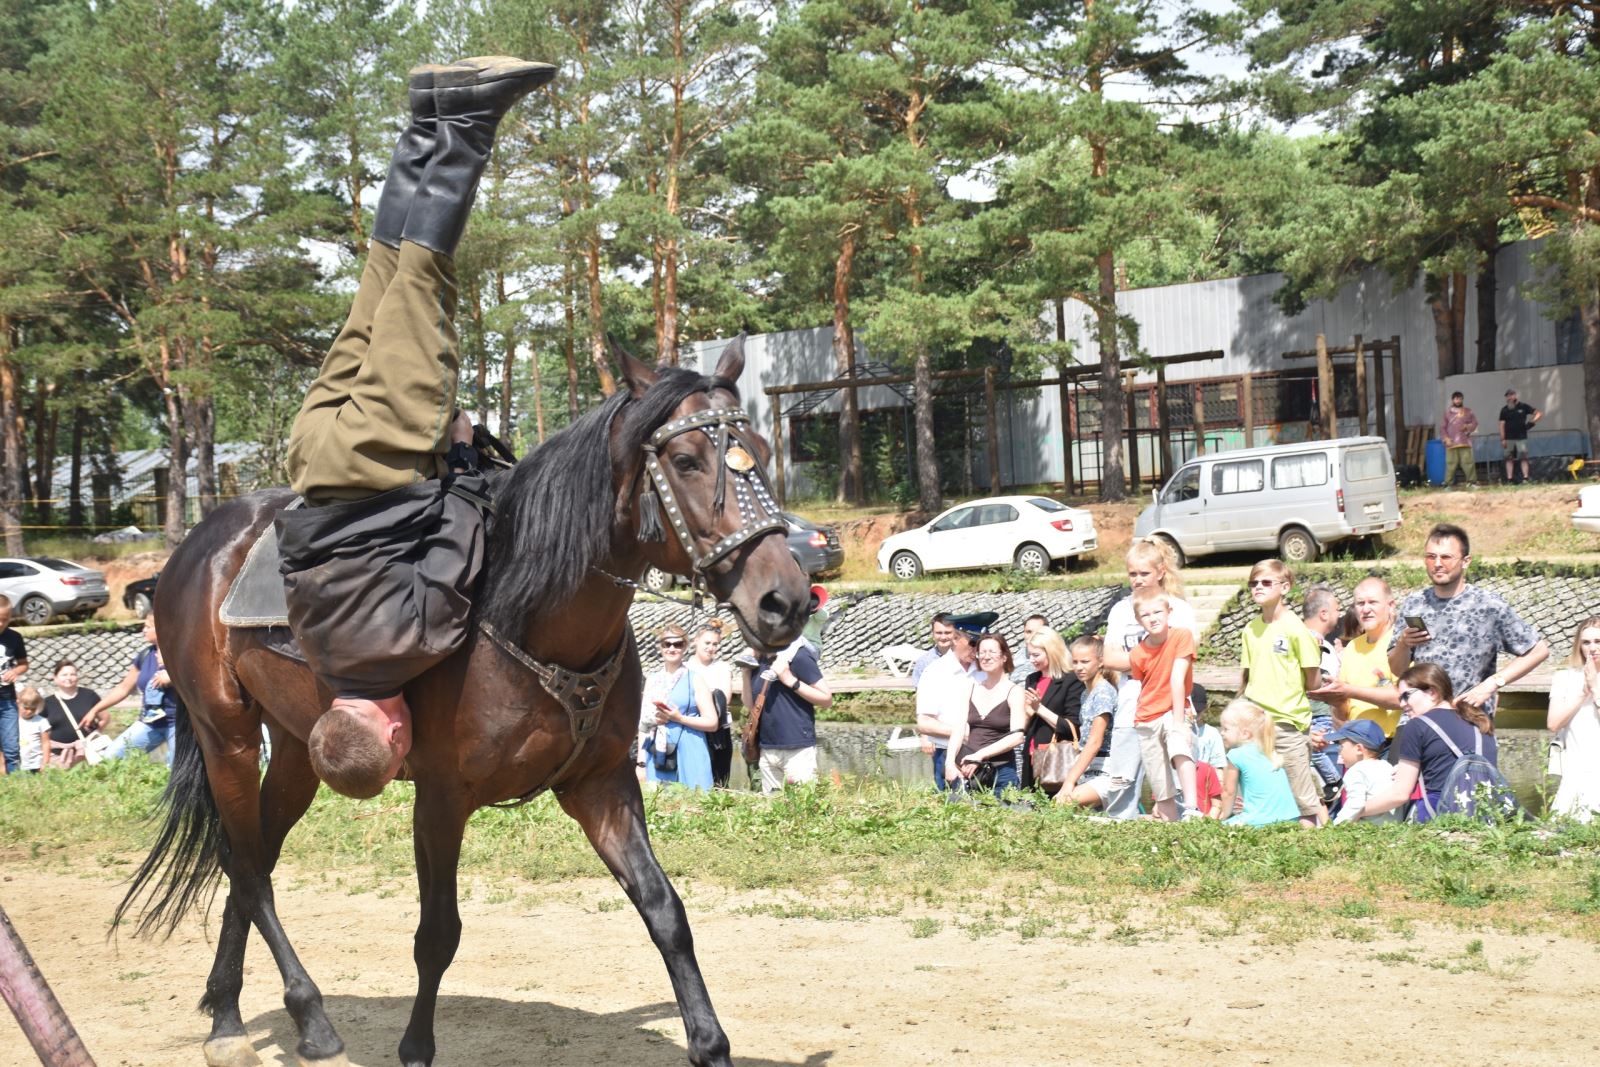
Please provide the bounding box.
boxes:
[671,454,701,475]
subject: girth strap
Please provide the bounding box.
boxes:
[478,620,633,802]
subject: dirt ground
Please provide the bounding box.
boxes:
[4,864,1596,1066]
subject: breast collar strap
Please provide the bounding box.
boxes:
[478,620,633,803]
[641,405,786,573]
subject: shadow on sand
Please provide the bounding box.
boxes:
[243,994,835,1067]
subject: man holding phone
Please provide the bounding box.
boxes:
[1388,523,1548,716]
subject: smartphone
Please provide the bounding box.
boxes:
[1404,614,1429,634]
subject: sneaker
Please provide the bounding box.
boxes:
[1180,806,1206,821]
[1321,779,1343,807]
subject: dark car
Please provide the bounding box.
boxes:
[123,573,158,616]
[640,511,844,592]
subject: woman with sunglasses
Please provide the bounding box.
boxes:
[1358,663,1497,822]
[1548,616,1600,822]
[639,625,719,790]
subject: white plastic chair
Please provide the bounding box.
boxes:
[880,643,924,678]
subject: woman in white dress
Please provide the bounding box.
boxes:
[1548,616,1600,822]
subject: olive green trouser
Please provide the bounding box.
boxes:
[1444,445,1475,485]
[287,241,459,506]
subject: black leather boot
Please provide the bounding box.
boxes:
[370,63,452,250]
[400,57,556,257]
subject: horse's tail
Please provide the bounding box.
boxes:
[112,695,224,940]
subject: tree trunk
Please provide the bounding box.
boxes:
[67,401,84,531]
[1475,239,1499,373]
[562,250,580,420]
[585,235,617,395]
[188,391,216,518]
[496,271,515,438]
[1450,270,1467,373]
[913,345,939,512]
[30,384,55,526]
[1096,247,1126,501]
[0,321,24,555]
[162,388,187,547]
[471,281,488,423]
[1425,274,1458,379]
[1583,291,1600,459]
[832,230,863,504]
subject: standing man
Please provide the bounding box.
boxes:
[1011,613,1050,683]
[915,615,990,789]
[1498,388,1543,484]
[744,637,831,794]
[1440,391,1478,487]
[1389,523,1549,714]
[1311,576,1404,738]
[909,613,955,686]
[0,599,27,773]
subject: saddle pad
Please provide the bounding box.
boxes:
[219,514,293,627]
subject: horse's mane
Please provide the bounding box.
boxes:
[479,366,737,636]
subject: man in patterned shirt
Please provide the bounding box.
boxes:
[1388,523,1548,715]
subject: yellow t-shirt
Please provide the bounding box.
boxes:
[1241,614,1321,730]
[1338,624,1400,735]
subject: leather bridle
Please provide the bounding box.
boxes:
[635,404,787,576]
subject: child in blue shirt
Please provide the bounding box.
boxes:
[1214,698,1300,827]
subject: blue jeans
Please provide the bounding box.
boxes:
[105,718,174,766]
[0,697,16,773]
[932,747,948,791]
[1309,714,1341,786]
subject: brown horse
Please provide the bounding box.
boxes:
[116,340,808,1067]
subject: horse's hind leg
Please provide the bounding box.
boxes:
[557,765,732,1067]
[197,708,347,1067]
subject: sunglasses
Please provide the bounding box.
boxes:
[1398,688,1430,705]
[660,639,685,649]
[1249,578,1280,588]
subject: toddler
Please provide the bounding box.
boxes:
[1214,699,1300,827]
[17,686,50,772]
[1324,719,1400,824]
[1128,588,1200,821]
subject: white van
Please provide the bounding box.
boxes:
[1133,436,1402,564]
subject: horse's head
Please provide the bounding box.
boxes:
[611,336,810,653]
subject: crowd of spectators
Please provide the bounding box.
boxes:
[632,518,1599,827]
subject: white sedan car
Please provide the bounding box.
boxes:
[1575,485,1600,535]
[876,496,1098,579]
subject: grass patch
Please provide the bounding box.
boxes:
[6,762,1600,939]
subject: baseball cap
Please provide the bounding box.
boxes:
[808,584,829,614]
[1504,388,1517,397]
[1324,719,1387,751]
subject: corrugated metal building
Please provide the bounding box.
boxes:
[686,238,1591,496]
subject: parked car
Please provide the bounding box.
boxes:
[876,496,1098,579]
[1574,485,1600,535]
[641,511,844,592]
[1133,435,1402,566]
[0,557,111,625]
[124,573,159,616]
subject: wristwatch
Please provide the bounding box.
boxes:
[1489,673,1508,689]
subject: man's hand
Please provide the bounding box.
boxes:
[1397,625,1431,649]
[0,667,20,684]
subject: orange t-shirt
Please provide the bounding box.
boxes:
[1130,628,1195,724]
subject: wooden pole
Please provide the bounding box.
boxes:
[771,402,787,508]
[1058,375,1073,495]
[984,365,1000,494]
[1125,372,1141,489]
[1193,384,1207,455]
[1373,343,1388,448]
[1354,333,1368,435]
[1156,364,1172,482]
[1390,334,1406,460]
[1315,332,1337,439]
[1240,374,1254,448]
[0,904,96,1067]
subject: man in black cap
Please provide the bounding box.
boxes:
[1497,387,1542,484]
[914,612,992,790]
[276,56,554,799]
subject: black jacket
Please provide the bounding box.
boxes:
[1020,670,1084,790]
[276,475,489,698]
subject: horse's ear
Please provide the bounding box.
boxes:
[711,333,747,384]
[609,335,657,395]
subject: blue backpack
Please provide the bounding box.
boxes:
[1410,716,1520,822]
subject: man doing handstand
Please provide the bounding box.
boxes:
[278,56,553,799]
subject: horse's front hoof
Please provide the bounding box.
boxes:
[203,1035,262,1067]
[296,1054,350,1067]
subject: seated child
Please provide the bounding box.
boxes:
[1127,588,1201,821]
[1324,719,1400,824]
[1214,699,1301,827]
[17,687,50,772]
[1058,636,1142,819]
